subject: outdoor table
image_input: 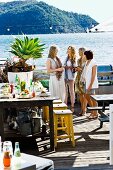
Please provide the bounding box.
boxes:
[0,153,54,169]
[0,96,56,151]
[91,94,113,110]
[91,94,113,165]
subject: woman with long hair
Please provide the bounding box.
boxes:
[46,45,65,102]
[64,46,77,109]
[75,47,87,115]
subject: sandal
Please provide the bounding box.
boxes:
[79,111,85,116]
[88,114,98,119]
[79,112,83,116]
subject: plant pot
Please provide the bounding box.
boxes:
[8,71,33,87]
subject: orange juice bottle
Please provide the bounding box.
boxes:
[3,147,11,167]
[32,91,35,97]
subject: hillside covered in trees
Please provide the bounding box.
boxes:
[0,0,98,35]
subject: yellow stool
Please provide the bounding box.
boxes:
[53,99,62,104]
[42,101,66,123]
[53,109,75,148]
[53,103,68,127]
[53,103,67,110]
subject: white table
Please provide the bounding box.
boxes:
[0,153,54,170]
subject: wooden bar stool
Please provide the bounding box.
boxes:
[53,109,75,148]
[53,99,62,104]
[53,103,68,127]
[53,103,67,110]
[42,101,66,123]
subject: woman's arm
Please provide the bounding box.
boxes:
[46,59,63,73]
[87,65,97,91]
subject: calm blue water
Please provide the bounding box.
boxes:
[0,32,113,67]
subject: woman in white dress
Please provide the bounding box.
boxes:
[46,45,65,102]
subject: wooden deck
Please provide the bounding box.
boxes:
[39,103,110,169]
[21,102,110,169]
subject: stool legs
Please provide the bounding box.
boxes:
[54,114,58,147]
[69,114,75,147]
[54,113,75,148]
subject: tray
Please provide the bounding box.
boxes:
[17,95,33,99]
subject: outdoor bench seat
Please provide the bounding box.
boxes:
[98,113,109,128]
[87,106,109,111]
[87,106,109,128]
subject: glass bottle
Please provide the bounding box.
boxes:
[30,79,33,92]
[15,74,18,85]
[14,142,21,168]
[15,75,20,94]
[32,82,35,97]
[3,141,13,158]
[20,81,26,92]
[3,146,11,167]
[14,142,21,157]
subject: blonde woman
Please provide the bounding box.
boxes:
[75,47,87,115]
[64,46,77,109]
[46,45,65,102]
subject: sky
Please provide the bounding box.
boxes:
[0,0,113,23]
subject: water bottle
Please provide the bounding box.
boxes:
[14,142,21,157]
[14,142,21,168]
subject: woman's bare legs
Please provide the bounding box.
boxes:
[64,81,68,105]
[85,93,98,117]
[79,94,87,115]
[68,80,75,107]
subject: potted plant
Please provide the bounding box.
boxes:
[7,36,45,86]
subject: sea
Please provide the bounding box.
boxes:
[0,32,113,68]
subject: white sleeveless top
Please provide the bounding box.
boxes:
[81,59,98,89]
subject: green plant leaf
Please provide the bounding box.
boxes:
[10,35,45,61]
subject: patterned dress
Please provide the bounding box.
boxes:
[75,58,85,94]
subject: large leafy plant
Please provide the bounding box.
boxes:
[10,36,45,61]
[8,36,45,72]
